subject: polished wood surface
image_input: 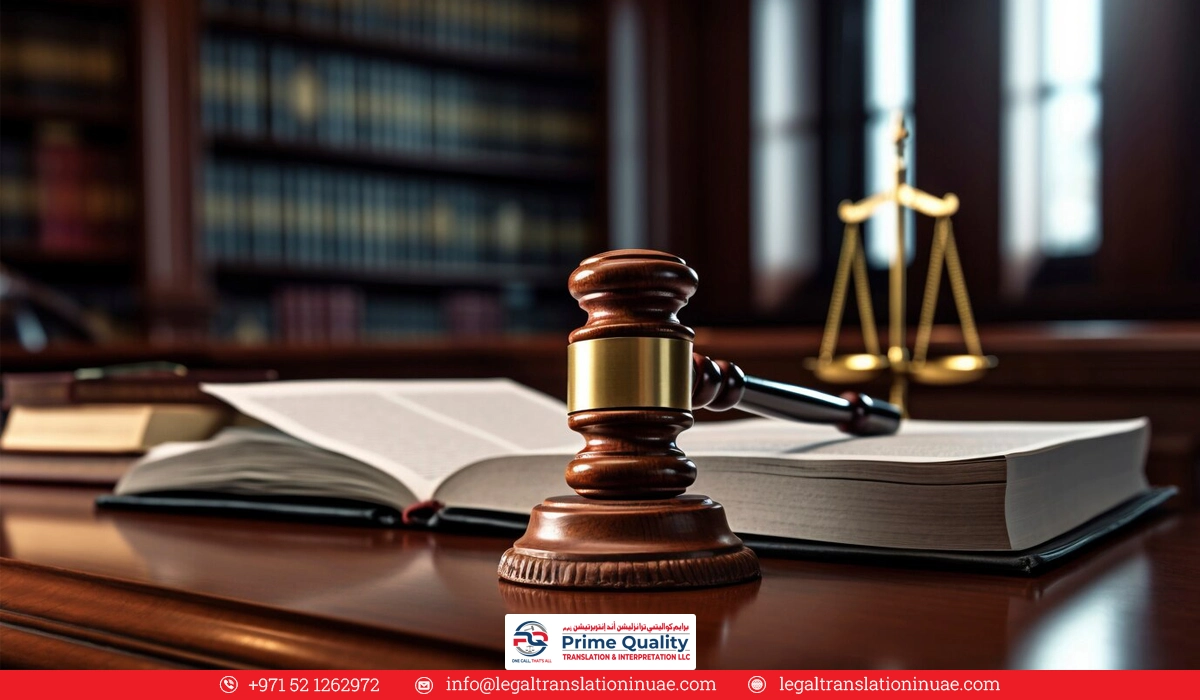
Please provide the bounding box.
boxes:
[2,322,1199,508]
[2,483,1199,668]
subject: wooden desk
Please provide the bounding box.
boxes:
[5,322,1199,507]
[2,484,1198,669]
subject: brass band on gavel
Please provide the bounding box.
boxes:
[567,337,693,413]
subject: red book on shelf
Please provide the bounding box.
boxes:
[329,286,362,343]
[274,287,297,344]
[300,287,319,344]
[35,124,85,252]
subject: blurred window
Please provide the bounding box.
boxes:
[610,0,647,250]
[750,0,820,311]
[750,0,915,305]
[1002,0,1103,290]
[864,0,914,269]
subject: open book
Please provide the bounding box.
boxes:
[101,379,1165,560]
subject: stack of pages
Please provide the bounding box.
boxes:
[101,379,1170,573]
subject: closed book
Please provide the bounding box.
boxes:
[3,369,277,407]
[1,404,232,454]
[0,452,136,485]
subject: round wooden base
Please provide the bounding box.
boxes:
[498,495,761,589]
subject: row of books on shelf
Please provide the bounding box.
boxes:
[205,0,591,61]
[0,10,127,104]
[201,35,593,161]
[213,285,572,344]
[0,130,135,252]
[203,159,592,270]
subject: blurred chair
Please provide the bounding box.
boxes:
[0,265,103,350]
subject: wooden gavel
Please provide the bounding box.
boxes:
[691,353,901,436]
[501,249,900,591]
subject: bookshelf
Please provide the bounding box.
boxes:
[1,0,605,349]
[212,260,566,289]
[204,10,596,81]
[194,0,603,345]
[0,0,143,345]
[207,136,595,184]
[0,97,132,129]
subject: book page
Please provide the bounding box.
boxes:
[203,379,577,501]
[203,377,1147,498]
[680,417,1149,463]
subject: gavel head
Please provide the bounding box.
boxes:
[568,249,698,344]
[564,250,700,500]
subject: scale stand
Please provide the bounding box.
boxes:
[805,115,996,415]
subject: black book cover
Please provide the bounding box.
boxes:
[96,487,1176,576]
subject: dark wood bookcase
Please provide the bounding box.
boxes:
[0,0,145,342]
[1,0,606,347]
[6,0,1197,349]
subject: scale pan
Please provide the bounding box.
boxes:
[807,354,889,383]
[910,355,996,385]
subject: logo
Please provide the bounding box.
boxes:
[748,676,766,693]
[414,677,432,694]
[220,676,238,693]
[512,620,550,657]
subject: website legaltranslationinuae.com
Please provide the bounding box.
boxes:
[442,675,1002,694]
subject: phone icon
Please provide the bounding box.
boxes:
[220,676,238,693]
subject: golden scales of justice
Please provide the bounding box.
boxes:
[806,115,996,414]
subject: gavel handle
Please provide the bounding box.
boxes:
[692,353,901,437]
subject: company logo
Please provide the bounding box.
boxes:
[512,620,550,657]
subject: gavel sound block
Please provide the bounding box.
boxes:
[497,250,900,590]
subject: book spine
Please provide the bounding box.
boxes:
[73,383,219,405]
[202,159,218,262]
[264,164,285,263]
[334,171,353,267]
[2,380,73,407]
[360,175,377,270]
[34,126,82,253]
[269,44,291,142]
[0,140,34,246]
[297,168,317,266]
[281,165,299,265]
[320,170,335,268]
[201,37,221,134]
